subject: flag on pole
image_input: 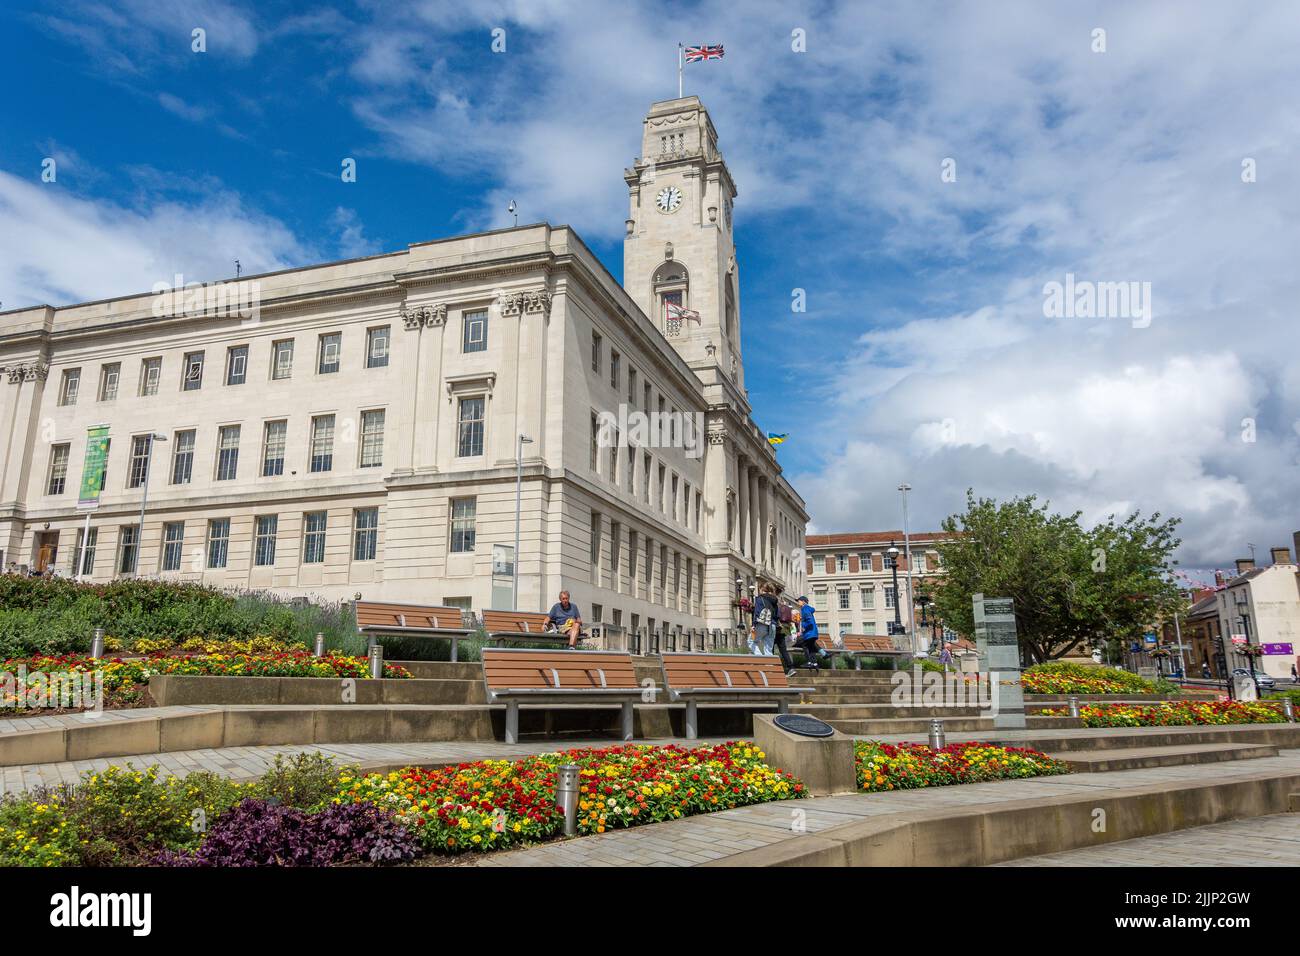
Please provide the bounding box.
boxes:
[684,44,725,62]
[767,433,788,446]
[665,301,700,336]
[679,43,724,97]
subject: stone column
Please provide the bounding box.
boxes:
[749,467,761,568]
[736,457,749,556]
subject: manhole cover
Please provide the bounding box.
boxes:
[773,714,835,738]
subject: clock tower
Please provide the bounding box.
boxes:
[623,96,743,389]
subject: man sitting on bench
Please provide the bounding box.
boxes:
[545,590,583,649]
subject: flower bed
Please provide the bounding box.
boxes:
[0,746,802,866]
[336,742,804,853]
[0,651,411,716]
[1038,700,1286,727]
[855,741,1070,792]
[1022,662,1161,695]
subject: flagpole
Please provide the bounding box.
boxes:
[678,43,683,98]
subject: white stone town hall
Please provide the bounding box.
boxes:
[0,97,808,634]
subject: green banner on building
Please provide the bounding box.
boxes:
[78,425,110,508]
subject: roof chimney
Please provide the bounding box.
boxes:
[1271,546,1292,566]
[1234,557,1255,575]
[1214,570,1225,587]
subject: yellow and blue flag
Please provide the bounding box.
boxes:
[767,432,787,446]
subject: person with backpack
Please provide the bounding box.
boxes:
[750,583,778,656]
[773,595,797,677]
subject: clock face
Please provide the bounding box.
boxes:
[655,185,683,213]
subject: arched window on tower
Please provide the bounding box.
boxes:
[652,261,689,337]
[725,276,737,344]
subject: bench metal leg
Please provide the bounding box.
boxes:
[777,698,790,715]
[684,699,698,740]
[855,655,861,671]
[450,637,458,663]
[620,701,634,741]
[504,701,519,745]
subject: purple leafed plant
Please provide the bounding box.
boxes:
[157,798,418,867]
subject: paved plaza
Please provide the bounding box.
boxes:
[995,812,1300,866]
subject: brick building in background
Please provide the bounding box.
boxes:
[803,530,950,654]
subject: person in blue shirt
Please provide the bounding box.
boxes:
[546,590,583,649]
[796,595,830,669]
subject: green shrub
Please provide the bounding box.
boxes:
[250,753,351,810]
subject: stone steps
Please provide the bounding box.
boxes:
[824,715,1080,734]
[1047,742,1281,772]
[979,723,1300,753]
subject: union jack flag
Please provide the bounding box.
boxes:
[684,45,724,62]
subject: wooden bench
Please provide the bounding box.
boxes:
[481,609,584,650]
[481,648,641,744]
[354,600,476,661]
[660,653,815,739]
[820,634,912,669]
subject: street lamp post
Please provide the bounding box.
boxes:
[134,433,167,576]
[512,433,533,611]
[888,543,902,639]
[897,483,917,653]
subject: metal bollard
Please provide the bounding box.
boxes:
[313,632,325,657]
[90,627,105,660]
[368,642,384,680]
[928,718,945,751]
[1068,695,1080,718]
[555,764,579,837]
[1285,698,1295,722]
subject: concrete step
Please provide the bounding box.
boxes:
[825,715,1081,735]
[149,675,487,706]
[981,723,1300,753]
[1048,742,1281,773]
[792,703,991,719]
[390,660,484,680]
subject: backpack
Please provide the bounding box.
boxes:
[778,603,793,624]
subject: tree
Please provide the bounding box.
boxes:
[932,491,1182,664]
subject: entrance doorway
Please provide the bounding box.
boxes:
[34,531,60,573]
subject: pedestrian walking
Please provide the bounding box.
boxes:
[774,595,797,677]
[795,595,830,669]
[749,584,777,656]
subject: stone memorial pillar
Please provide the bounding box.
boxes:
[973,593,1026,729]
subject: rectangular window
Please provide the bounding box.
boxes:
[912,553,925,574]
[262,420,287,477]
[838,589,851,611]
[456,397,484,457]
[642,452,651,504]
[590,512,602,566]
[47,443,70,495]
[462,309,488,353]
[353,507,378,561]
[303,511,327,563]
[366,326,390,368]
[450,497,476,553]
[610,351,620,390]
[625,445,634,494]
[317,332,341,374]
[59,368,80,406]
[814,589,828,612]
[216,425,240,481]
[861,587,875,610]
[628,530,639,582]
[171,430,195,485]
[608,429,618,484]
[127,435,152,489]
[671,474,679,521]
[225,345,248,385]
[836,553,848,573]
[254,515,278,567]
[206,518,230,569]
[885,586,897,609]
[98,363,120,401]
[271,339,294,380]
[359,410,384,468]
[658,464,666,513]
[161,522,184,572]
[627,368,636,406]
[590,413,599,472]
[309,415,335,473]
[73,528,97,576]
[182,351,204,391]
[117,525,139,574]
[139,357,162,396]
[863,621,877,635]
[591,331,602,373]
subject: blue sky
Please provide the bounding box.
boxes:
[3,1,1299,570]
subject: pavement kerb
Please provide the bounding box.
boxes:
[700,769,1300,867]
